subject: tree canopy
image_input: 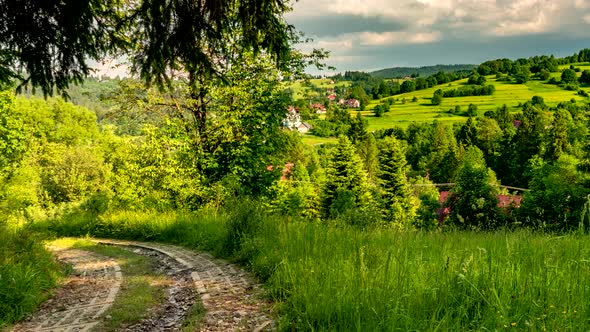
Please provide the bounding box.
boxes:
[0,0,295,97]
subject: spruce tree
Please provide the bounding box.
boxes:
[546,109,571,162]
[378,136,415,225]
[357,134,380,182]
[322,136,372,218]
[447,146,499,229]
[457,116,477,146]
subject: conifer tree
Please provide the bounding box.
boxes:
[321,136,372,218]
[378,136,415,225]
[357,134,380,182]
[447,146,499,229]
[546,109,571,162]
[457,116,477,146]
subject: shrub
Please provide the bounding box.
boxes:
[446,147,500,229]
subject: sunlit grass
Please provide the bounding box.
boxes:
[0,228,62,327]
[35,208,590,331]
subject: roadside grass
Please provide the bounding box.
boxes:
[180,300,206,332]
[35,207,590,331]
[0,227,62,328]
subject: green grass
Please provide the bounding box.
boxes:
[362,71,590,130]
[35,206,590,331]
[301,134,337,146]
[0,226,62,328]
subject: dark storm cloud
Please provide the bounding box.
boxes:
[289,14,409,37]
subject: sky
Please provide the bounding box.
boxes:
[285,0,590,74]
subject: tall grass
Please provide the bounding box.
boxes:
[0,226,62,327]
[36,205,590,330]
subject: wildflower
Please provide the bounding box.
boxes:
[511,322,517,326]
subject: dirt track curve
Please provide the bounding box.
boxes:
[12,248,123,332]
[11,240,274,332]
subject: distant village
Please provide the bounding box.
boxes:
[282,80,361,133]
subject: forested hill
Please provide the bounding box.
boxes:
[370,64,476,79]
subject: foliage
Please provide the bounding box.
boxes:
[370,64,476,79]
[0,0,122,97]
[561,69,577,84]
[0,0,296,97]
[0,91,27,173]
[432,89,443,105]
[442,84,495,97]
[521,155,590,231]
[447,147,500,229]
[321,136,373,219]
[272,164,320,220]
[378,136,415,226]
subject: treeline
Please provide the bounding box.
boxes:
[442,84,495,97]
[294,95,590,230]
[475,48,590,85]
[370,64,476,79]
[477,49,590,76]
[330,70,469,102]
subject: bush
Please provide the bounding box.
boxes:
[446,147,500,229]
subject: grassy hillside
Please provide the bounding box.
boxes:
[360,63,590,130]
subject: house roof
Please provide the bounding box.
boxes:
[439,191,522,208]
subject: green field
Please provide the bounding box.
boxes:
[301,134,338,146]
[363,63,590,129]
[296,63,590,143]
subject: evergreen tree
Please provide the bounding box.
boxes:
[427,122,461,183]
[457,116,477,146]
[321,136,372,218]
[546,109,571,162]
[347,112,368,145]
[357,134,380,182]
[447,147,500,229]
[378,136,415,226]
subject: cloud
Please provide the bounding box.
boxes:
[358,31,441,46]
[289,14,408,37]
[286,0,590,73]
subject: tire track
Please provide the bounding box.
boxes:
[11,248,123,332]
[93,239,274,332]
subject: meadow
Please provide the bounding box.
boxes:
[364,64,590,129]
[296,63,590,143]
[34,205,590,331]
